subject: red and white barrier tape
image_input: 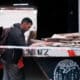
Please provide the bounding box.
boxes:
[0,45,78,57]
[0,45,71,50]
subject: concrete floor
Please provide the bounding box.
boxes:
[23,58,49,80]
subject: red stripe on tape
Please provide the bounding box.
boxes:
[68,50,76,57]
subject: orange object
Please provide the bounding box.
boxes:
[17,57,24,69]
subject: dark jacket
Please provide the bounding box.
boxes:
[2,23,26,64]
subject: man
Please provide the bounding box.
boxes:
[2,17,33,80]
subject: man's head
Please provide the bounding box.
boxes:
[20,17,33,31]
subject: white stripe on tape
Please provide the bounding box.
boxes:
[0,45,71,50]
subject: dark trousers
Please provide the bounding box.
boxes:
[2,60,24,80]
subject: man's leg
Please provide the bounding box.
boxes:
[2,63,9,80]
[3,63,23,80]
